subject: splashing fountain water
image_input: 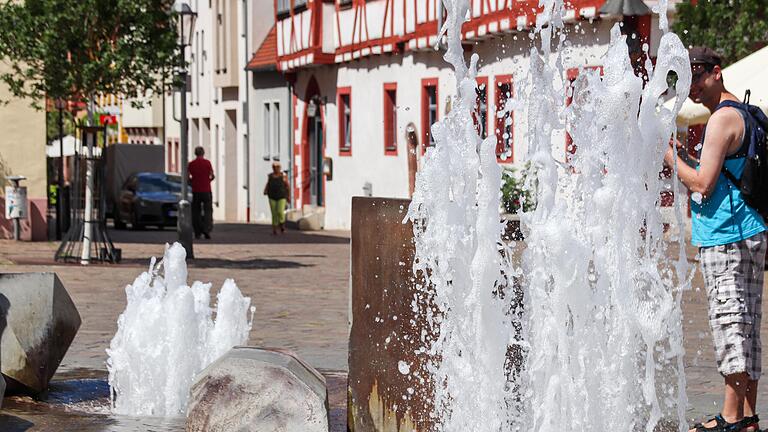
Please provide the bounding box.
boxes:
[106,242,253,417]
[408,0,694,431]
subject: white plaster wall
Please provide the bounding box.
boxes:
[249,72,291,224]
[292,18,619,230]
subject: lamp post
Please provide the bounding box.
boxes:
[54,97,67,240]
[174,1,197,258]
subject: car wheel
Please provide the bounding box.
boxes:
[113,205,126,230]
[131,211,144,230]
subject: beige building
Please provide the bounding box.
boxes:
[0,65,47,240]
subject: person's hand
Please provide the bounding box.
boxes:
[663,146,677,168]
[668,137,685,152]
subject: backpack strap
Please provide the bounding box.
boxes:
[721,166,741,189]
[712,100,750,159]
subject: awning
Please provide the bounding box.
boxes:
[599,0,652,16]
[47,135,102,157]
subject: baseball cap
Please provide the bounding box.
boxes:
[688,46,722,66]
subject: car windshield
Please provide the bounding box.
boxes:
[137,176,182,193]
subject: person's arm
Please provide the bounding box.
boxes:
[208,161,215,181]
[664,110,741,199]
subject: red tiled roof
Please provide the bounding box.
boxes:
[247,25,277,71]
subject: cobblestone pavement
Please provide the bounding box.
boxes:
[0,223,766,429]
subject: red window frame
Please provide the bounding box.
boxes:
[338,86,352,156]
[494,74,514,163]
[565,66,603,161]
[421,78,439,154]
[383,82,398,156]
[473,76,489,140]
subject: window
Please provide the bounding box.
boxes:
[272,102,281,160]
[494,75,513,162]
[200,30,205,76]
[263,103,271,160]
[421,78,438,151]
[338,87,352,155]
[276,0,291,17]
[474,77,488,139]
[383,83,397,155]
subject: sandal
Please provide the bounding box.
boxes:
[742,414,760,432]
[691,414,747,432]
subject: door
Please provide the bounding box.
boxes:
[224,110,238,220]
[308,114,324,206]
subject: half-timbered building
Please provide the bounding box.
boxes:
[273,0,671,229]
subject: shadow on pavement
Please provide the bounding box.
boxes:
[120,256,311,270]
[0,414,34,431]
[108,223,349,245]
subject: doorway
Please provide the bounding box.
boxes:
[307,113,324,206]
[224,110,238,221]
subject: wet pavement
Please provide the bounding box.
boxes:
[0,223,766,430]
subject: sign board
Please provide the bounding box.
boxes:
[4,186,28,219]
[99,114,117,125]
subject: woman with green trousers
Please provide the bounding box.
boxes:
[264,162,290,235]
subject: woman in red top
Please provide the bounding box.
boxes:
[188,146,215,239]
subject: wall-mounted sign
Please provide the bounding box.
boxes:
[4,186,27,219]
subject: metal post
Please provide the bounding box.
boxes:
[178,37,194,258]
[57,106,64,240]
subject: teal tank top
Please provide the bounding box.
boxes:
[691,109,767,247]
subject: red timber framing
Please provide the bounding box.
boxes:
[420,78,438,154]
[493,74,514,163]
[338,86,352,156]
[473,76,489,140]
[276,0,609,71]
[275,0,334,71]
[383,82,398,156]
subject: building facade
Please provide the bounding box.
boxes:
[246,5,293,225]
[273,0,672,230]
[0,65,47,240]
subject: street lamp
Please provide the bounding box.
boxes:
[174,0,197,258]
[54,97,67,241]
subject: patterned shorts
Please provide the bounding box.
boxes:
[700,231,767,380]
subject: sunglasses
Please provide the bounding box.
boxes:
[691,65,714,83]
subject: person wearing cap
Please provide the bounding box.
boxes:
[263,162,290,235]
[664,47,766,432]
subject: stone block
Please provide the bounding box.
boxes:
[298,207,325,231]
[0,272,81,394]
[186,346,329,432]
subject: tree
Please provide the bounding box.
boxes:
[673,0,768,66]
[0,0,180,264]
[0,0,179,107]
[46,110,75,141]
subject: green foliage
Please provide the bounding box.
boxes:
[45,109,75,141]
[501,164,536,215]
[673,0,768,66]
[0,0,179,108]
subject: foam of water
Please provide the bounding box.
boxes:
[408,0,693,430]
[106,243,253,417]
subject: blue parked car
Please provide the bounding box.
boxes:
[114,172,189,230]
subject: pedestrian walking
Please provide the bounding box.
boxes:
[264,162,290,235]
[188,146,215,239]
[665,47,767,432]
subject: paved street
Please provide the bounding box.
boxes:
[0,223,765,429]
